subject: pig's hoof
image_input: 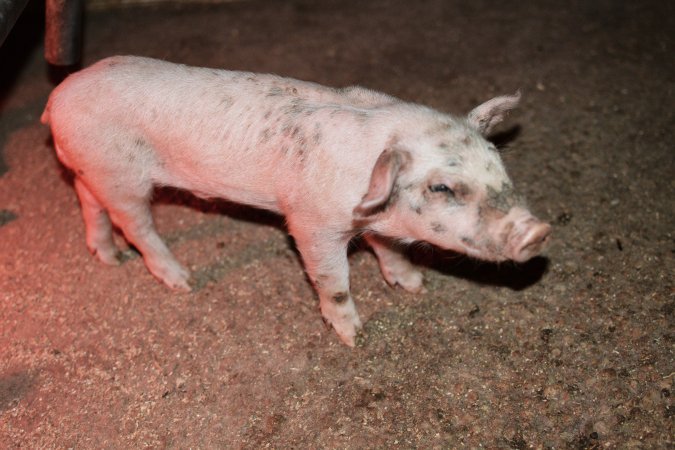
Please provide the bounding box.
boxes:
[169,277,192,292]
[335,323,359,347]
[384,267,426,294]
[91,246,121,266]
[326,314,363,347]
[152,262,192,292]
[166,270,192,292]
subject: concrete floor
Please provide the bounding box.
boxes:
[0,0,673,447]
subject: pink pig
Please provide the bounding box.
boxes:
[42,56,550,346]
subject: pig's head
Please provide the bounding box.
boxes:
[354,92,551,263]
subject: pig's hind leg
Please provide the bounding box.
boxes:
[74,178,120,265]
[365,234,426,294]
[105,192,191,291]
[77,172,191,291]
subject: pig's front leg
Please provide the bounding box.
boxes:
[365,234,426,294]
[289,226,362,346]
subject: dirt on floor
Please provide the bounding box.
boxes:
[0,0,673,448]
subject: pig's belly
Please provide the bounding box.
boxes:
[152,157,284,214]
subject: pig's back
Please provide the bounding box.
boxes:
[45,56,396,216]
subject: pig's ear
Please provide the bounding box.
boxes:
[353,148,408,218]
[467,91,521,135]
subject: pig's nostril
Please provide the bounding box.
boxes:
[513,223,551,262]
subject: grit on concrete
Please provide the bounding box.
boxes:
[0,0,673,448]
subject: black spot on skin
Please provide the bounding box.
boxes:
[133,137,146,148]
[266,86,284,97]
[77,169,85,176]
[486,182,520,213]
[312,123,322,145]
[259,128,273,143]
[439,141,450,150]
[461,236,476,247]
[296,137,308,164]
[280,123,309,163]
[285,99,309,116]
[332,292,349,304]
[355,110,370,121]
[476,205,485,223]
[447,156,463,167]
[219,95,233,107]
[424,120,453,136]
[453,182,471,199]
[264,110,272,120]
[0,209,18,227]
[431,222,447,233]
[286,87,298,95]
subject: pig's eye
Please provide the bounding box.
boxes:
[429,184,454,196]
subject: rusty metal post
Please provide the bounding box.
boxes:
[0,0,30,47]
[45,0,83,66]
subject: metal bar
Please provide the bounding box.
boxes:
[45,0,83,66]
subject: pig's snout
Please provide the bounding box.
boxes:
[506,215,551,262]
[493,207,551,262]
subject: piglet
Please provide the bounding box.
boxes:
[42,56,551,346]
